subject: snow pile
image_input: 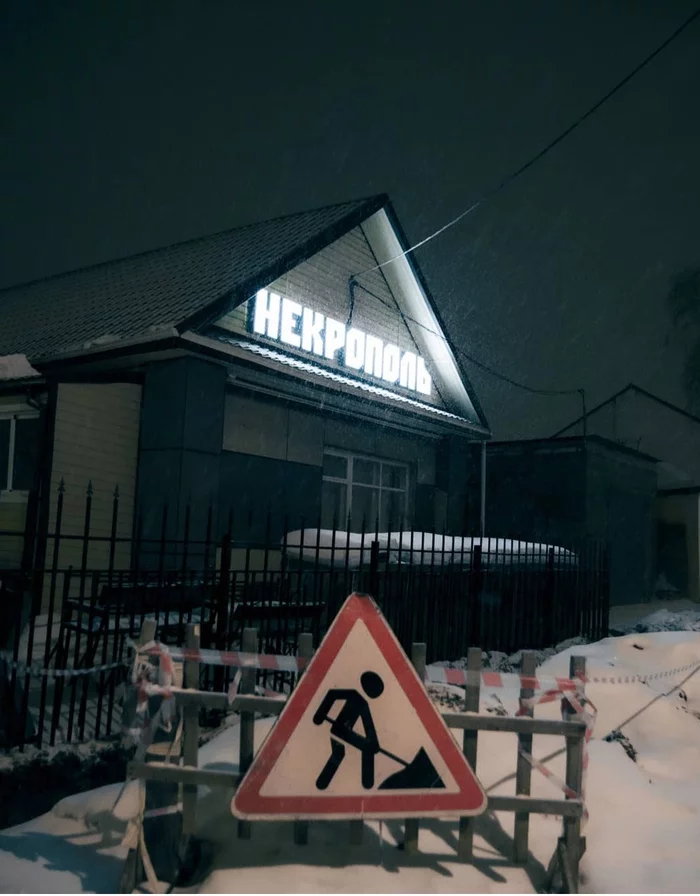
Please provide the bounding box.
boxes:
[1,632,699,893]
[433,636,590,674]
[283,529,576,569]
[625,608,700,634]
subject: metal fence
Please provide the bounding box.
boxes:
[0,483,610,750]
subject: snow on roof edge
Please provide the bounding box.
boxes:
[0,354,41,381]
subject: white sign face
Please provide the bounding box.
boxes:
[248,289,432,396]
[259,620,457,798]
[232,593,486,820]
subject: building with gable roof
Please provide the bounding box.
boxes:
[0,195,489,571]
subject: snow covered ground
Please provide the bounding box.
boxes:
[1,628,699,894]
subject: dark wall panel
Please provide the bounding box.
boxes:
[219,450,322,543]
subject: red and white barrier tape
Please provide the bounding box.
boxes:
[2,655,129,679]
[426,658,700,691]
[513,685,597,823]
[137,641,306,674]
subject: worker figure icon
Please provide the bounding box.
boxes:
[312,670,384,790]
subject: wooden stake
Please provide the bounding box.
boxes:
[404,642,426,856]
[514,650,536,863]
[458,646,482,860]
[118,619,156,894]
[181,623,200,837]
[294,632,314,846]
[563,655,586,893]
[237,627,257,841]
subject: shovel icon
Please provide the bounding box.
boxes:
[313,672,444,792]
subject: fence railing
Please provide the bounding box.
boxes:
[0,488,610,751]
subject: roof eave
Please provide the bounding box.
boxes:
[379,200,491,437]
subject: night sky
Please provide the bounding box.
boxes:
[2,1,699,439]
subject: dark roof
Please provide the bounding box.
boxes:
[551,383,700,437]
[485,434,658,464]
[0,195,387,361]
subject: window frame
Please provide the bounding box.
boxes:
[322,448,410,530]
[0,407,40,499]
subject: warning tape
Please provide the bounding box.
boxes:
[7,636,698,692]
[144,802,183,820]
[426,658,700,691]
[513,685,597,823]
[137,642,305,674]
[1,655,129,679]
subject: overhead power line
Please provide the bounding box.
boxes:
[356,4,700,276]
[351,279,582,398]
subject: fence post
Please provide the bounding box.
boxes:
[514,650,537,863]
[458,646,482,860]
[294,632,314,847]
[544,547,555,646]
[404,642,426,855]
[562,655,586,893]
[182,623,201,838]
[237,626,257,841]
[602,545,611,638]
[215,534,232,694]
[369,539,380,597]
[470,545,483,645]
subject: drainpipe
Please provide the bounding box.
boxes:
[480,440,486,538]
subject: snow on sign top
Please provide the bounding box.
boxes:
[232,593,487,820]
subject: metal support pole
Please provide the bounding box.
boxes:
[480,441,486,538]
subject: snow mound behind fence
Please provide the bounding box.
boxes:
[282,529,578,569]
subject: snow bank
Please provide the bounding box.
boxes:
[283,529,577,569]
[625,607,700,634]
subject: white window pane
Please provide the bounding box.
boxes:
[351,484,379,529]
[354,458,380,486]
[322,480,347,528]
[323,453,347,480]
[382,463,406,490]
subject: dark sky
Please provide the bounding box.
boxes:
[2,0,699,439]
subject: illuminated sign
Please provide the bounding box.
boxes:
[248,289,432,396]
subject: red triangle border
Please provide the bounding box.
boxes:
[233,593,486,820]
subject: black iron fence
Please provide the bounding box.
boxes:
[0,483,610,750]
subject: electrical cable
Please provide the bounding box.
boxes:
[351,278,583,398]
[354,4,700,276]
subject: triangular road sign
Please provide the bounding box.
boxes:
[232,593,487,820]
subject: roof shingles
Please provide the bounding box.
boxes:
[0,196,384,361]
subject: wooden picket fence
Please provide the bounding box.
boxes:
[121,622,588,894]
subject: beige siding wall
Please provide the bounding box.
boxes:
[48,383,142,570]
[215,225,448,410]
[0,500,27,568]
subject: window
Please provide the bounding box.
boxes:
[0,412,40,493]
[321,450,409,530]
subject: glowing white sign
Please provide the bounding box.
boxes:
[249,289,432,396]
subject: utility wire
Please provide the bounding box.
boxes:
[351,278,583,398]
[355,4,700,277]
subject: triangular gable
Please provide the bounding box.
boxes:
[213,208,487,430]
